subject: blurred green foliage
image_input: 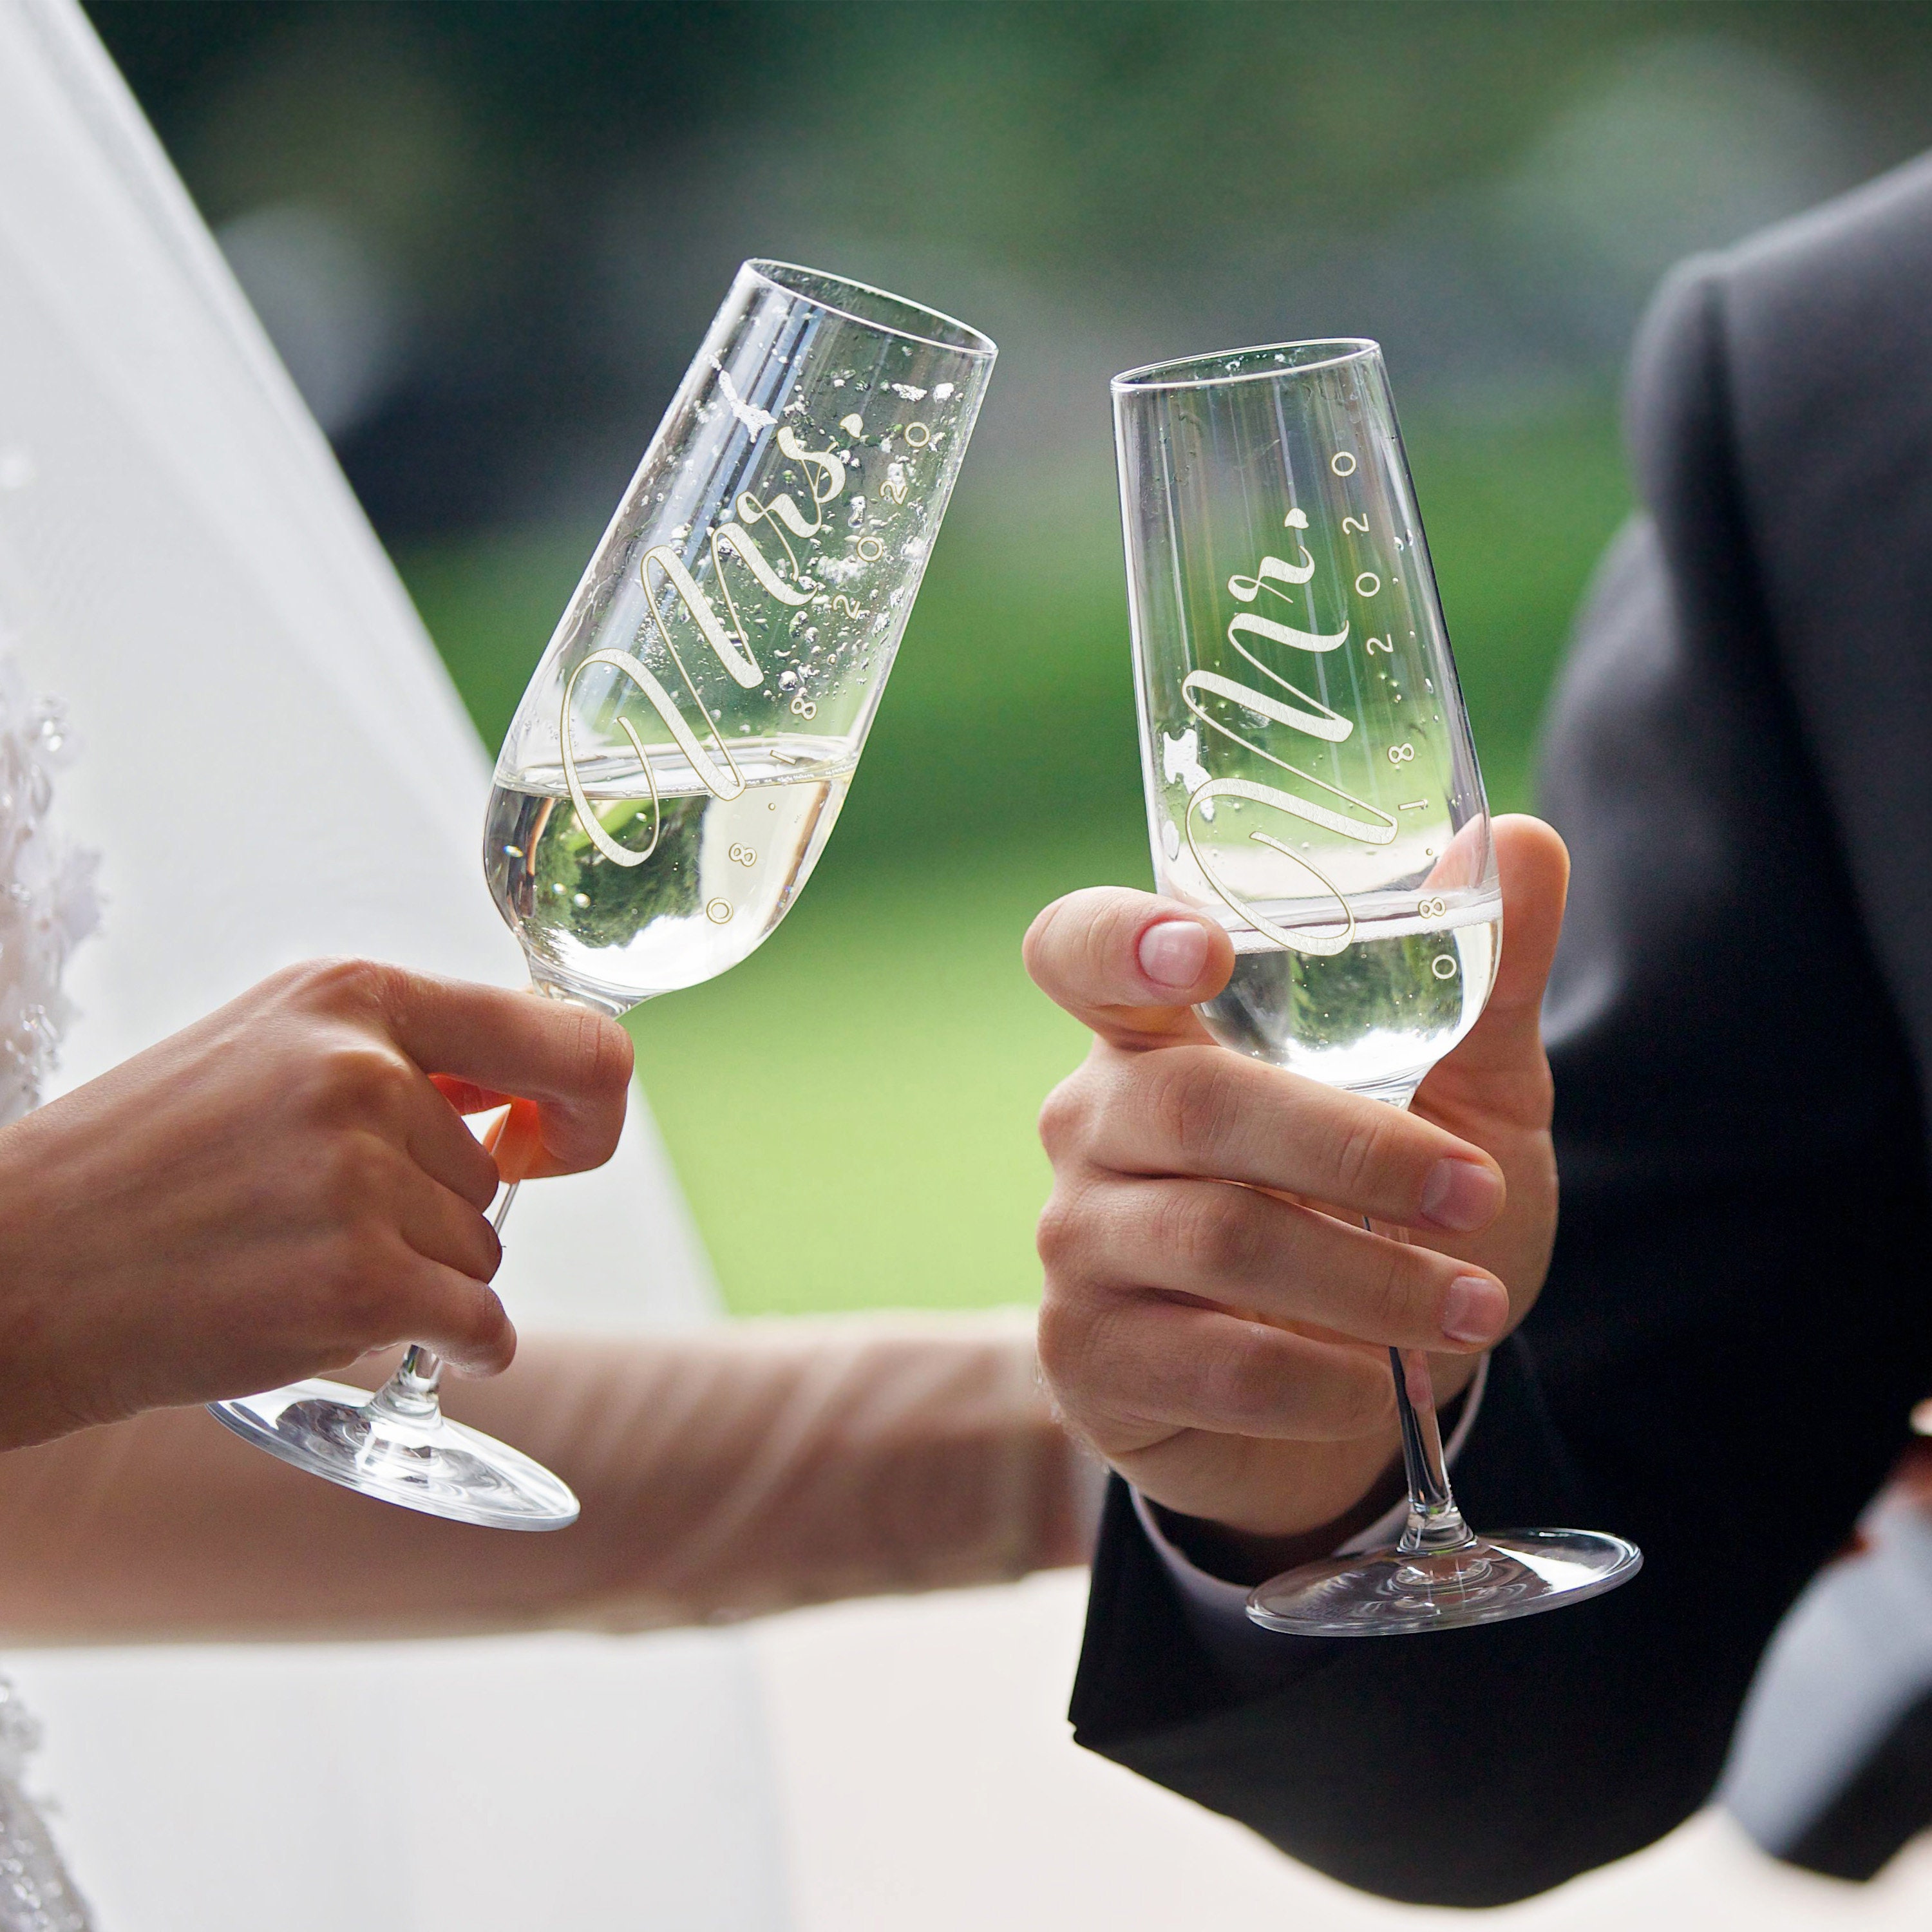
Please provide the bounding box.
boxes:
[88,1,1913,1315]
[401,403,1629,1314]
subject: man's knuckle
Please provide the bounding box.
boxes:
[1204,1323,1283,1430]
[1178,1188,1265,1280]
[1034,1186,1085,1273]
[1358,1244,1415,1338]
[1030,890,1128,992]
[1035,1288,1103,1397]
[1333,1358,1393,1436]
[1331,1108,1396,1200]
[1150,1186,1207,1271]
[1150,1054,1240,1162]
[1076,900,1124,988]
[1037,1076,1095,1162]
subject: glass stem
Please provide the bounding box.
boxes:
[1387,1329,1473,1555]
[370,1179,522,1424]
[1367,1085,1476,1557]
[367,978,621,1426]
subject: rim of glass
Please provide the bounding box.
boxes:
[748,260,996,359]
[1112,337,1379,393]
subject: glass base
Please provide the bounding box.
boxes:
[1245,1528,1642,1636]
[209,1378,580,1531]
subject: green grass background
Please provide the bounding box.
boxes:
[399,407,1631,1316]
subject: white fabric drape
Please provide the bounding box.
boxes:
[0,0,788,1922]
[0,0,715,1337]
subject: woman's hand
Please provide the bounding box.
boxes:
[1023,817,1568,1558]
[0,960,632,1447]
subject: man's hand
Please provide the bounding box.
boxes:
[0,960,632,1446]
[1024,817,1567,1558]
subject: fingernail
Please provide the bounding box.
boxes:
[1442,1275,1508,1347]
[1138,920,1211,990]
[1420,1157,1503,1231]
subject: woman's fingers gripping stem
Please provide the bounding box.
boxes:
[369,969,634,1179]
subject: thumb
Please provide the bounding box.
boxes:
[1023,887,1233,1052]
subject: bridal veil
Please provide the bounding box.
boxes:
[0,0,789,1922]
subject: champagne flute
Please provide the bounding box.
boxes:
[211,261,995,1529]
[1113,338,1639,1633]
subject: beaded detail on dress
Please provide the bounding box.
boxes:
[0,652,99,1126]
[0,649,98,1931]
[0,1685,89,1932]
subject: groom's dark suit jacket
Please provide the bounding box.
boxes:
[1068,153,1932,1906]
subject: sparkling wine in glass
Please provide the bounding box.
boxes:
[211,262,994,1528]
[1114,337,1638,1633]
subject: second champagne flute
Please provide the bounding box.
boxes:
[211,261,995,1528]
[1114,337,1638,1634]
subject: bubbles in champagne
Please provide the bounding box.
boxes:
[486,736,853,1009]
[1198,887,1501,1101]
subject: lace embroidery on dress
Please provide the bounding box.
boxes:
[0,1683,90,1932]
[0,653,99,1125]
[0,644,99,1932]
